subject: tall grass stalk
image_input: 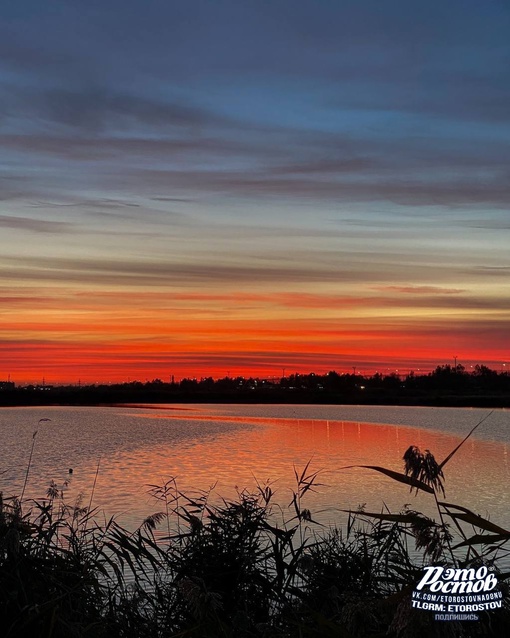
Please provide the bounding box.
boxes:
[19,418,51,502]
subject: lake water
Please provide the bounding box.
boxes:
[1,404,509,540]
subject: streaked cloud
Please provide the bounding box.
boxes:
[0,214,73,233]
[0,254,394,287]
[376,286,464,295]
[1,0,509,382]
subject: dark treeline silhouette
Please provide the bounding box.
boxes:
[1,364,509,407]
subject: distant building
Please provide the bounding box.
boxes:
[0,380,15,390]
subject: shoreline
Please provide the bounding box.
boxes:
[1,393,509,409]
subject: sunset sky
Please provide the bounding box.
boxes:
[1,0,509,384]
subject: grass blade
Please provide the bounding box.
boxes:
[439,410,493,469]
[340,465,434,494]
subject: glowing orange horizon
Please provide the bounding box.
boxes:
[2,281,507,385]
[2,336,505,386]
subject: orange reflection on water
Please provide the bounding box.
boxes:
[82,413,510,533]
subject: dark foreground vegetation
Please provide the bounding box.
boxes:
[2,364,510,407]
[2,414,510,637]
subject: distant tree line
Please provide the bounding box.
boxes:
[1,364,509,407]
